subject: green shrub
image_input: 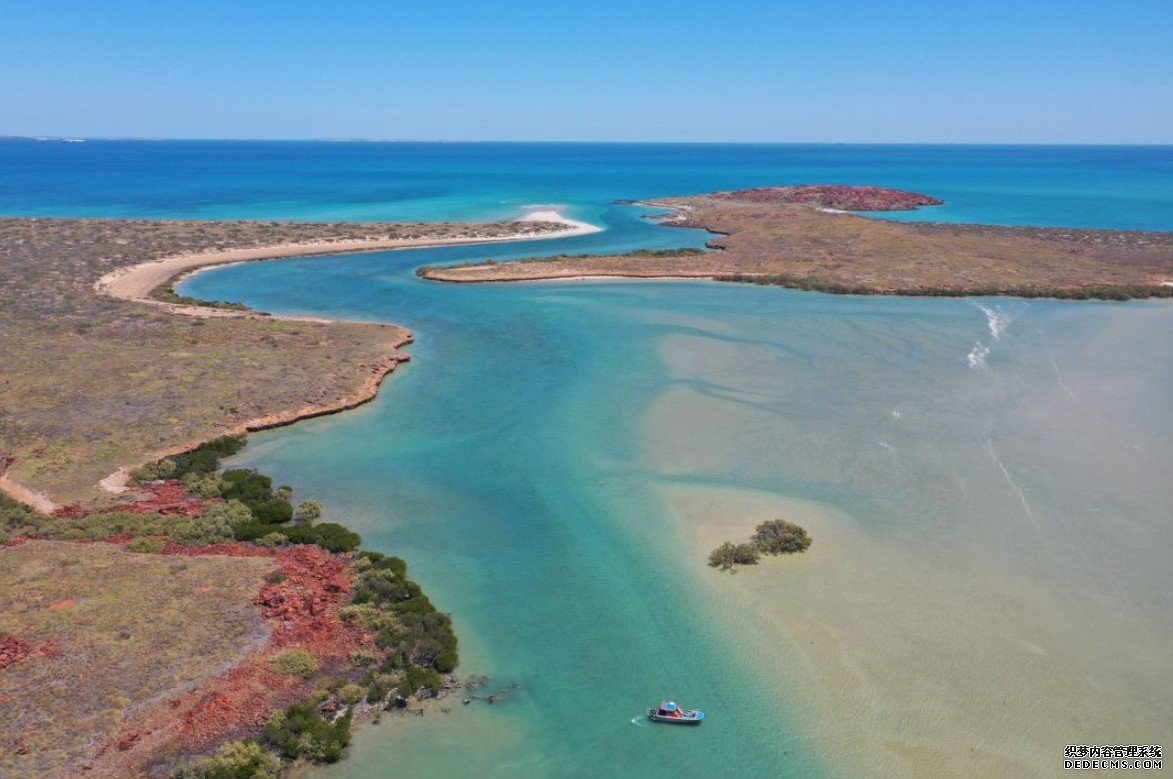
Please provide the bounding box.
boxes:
[39,510,234,546]
[272,650,319,679]
[294,500,322,526]
[220,469,292,524]
[310,523,360,553]
[230,520,277,543]
[132,458,177,482]
[338,603,393,632]
[127,537,167,554]
[365,679,388,704]
[350,555,457,672]
[434,649,459,674]
[172,740,280,778]
[357,551,406,577]
[200,499,255,528]
[154,284,250,312]
[172,739,281,779]
[0,493,46,537]
[397,666,443,698]
[708,541,760,570]
[349,650,377,667]
[263,703,351,763]
[183,472,225,499]
[255,532,288,548]
[751,519,812,554]
[284,522,361,553]
[337,683,365,705]
[164,435,248,480]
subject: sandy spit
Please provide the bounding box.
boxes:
[76,213,599,501]
[95,213,600,309]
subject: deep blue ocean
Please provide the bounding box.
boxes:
[2,140,1172,229]
[5,141,1171,778]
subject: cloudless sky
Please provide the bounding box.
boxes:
[2,0,1171,142]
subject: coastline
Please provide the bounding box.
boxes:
[93,327,414,499]
[95,211,600,314]
[2,211,600,509]
[419,189,1173,299]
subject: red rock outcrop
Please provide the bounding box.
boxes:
[110,481,216,517]
[92,542,367,777]
[0,636,33,669]
[718,185,944,211]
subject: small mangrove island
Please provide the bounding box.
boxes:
[709,519,812,571]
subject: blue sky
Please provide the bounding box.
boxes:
[2,0,1171,142]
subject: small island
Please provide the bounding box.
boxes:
[420,185,1173,300]
[709,519,812,571]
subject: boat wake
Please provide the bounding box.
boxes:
[967,303,1021,370]
[978,303,1016,341]
[967,342,992,371]
[630,716,648,727]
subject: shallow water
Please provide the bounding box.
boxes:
[11,140,1172,776]
[185,238,1173,777]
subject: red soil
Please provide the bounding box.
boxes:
[719,185,944,211]
[91,542,368,777]
[0,635,33,668]
[110,481,217,517]
[52,503,87,519]
[0,635,54,671]
[48,482,215,521]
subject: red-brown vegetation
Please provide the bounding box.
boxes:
[717,184,944,211]
[110,480,217,517]
[93,542,369,777]
[51,503,87,519]
[0,635,33,668]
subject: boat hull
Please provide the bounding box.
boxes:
[647,709,705,725]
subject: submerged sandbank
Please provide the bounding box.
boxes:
[643,300,1173,777]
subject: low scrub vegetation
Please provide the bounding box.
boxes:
[423,191,1173,301]
[152,283,250,311]
[0,493,43,543]
[0,541,272,778]
[715,274,1173,301]
[263,703,352,763]
[172,739,281,779]
[710,518,812,572]
[272,649,319,679]
[750,519,812,554]
[347,551,459,674]
[708,541,760,570]
[7,431,458,776]
[132,437,362,552]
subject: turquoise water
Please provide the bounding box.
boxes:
[3,140,1173,229]
[9,142,1172,776]
[184,256,1173,777]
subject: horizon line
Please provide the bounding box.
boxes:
[3,135,1172,147]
